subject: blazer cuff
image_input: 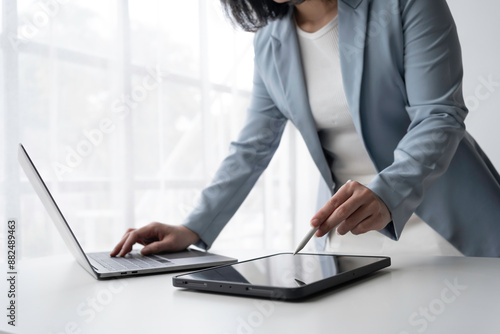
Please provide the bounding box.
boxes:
[182,221,210,251]
[367,174,414,241]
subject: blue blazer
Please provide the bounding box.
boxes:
[184,0,500,257]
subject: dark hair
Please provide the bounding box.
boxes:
[220,0,298,32]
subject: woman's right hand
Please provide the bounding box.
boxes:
[109,223,200,257]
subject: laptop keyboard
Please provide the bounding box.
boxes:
[89,252,171,271]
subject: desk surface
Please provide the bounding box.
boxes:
[1,251,499,334]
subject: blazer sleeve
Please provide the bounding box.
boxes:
[367,0,468,240]
[182,55,288,250]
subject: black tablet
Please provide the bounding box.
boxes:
[172,253,390,300]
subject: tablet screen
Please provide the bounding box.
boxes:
[178,253,386,288]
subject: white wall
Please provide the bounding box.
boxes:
[448,0,500,169]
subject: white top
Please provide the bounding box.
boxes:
[295,17,377,186]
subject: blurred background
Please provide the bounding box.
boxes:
[1,0,499,259]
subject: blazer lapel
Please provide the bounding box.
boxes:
[270,11,335,189]
[338,0,368,135]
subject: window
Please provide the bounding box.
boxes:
[1,0,319,258]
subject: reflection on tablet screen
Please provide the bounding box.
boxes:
[181,254,384,288]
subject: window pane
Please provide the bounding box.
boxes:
[0,0,3,34]
[17,0,117,57]
[130,78,204,179]
[158,82,203,179]
[8,0,300,259]
[207,0,253,91]
[19,53,114,180]
[129,0,200,78]
[18,53,52,161]
[135,188,201,229]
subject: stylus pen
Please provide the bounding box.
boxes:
[293,226,319,255]
[293,180,352,255]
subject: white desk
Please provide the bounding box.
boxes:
[1,252,499,334]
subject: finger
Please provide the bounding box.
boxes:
[350,216,376,235]
[117,229,147,257]
[337,201,376,235]
[316,197,361,237]
[352,211,392,235]
[120,222,172,257]
[110,244,122,257]
[110,229,135,257]
[141,239,172,255]
[311,182,353,227]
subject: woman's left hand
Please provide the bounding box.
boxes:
[311,181,392,237]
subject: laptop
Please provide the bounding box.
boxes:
[18,143,237,279]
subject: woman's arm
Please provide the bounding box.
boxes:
[182,56,288,249]
[368,0,468,239]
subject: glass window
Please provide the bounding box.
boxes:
[3,0,310,259]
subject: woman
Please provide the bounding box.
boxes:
[111,0,500,258]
